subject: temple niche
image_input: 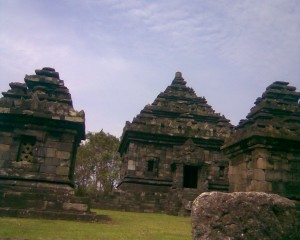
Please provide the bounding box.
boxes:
[117,72,233,215]
[222,81,300,201]
[0,67,104,221]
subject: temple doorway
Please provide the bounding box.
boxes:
[183,165,198,188]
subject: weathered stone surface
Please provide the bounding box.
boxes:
[192,192,299,240]
[45,148,56,158]
[0,68,85,129]
[0,144,10,151]
[0,67,84,182]
[62,202,88,212]
[56,166,69,176]
[117,72,233,215]
[0,67,104,222]
[39,165,56,174]
[222,82,300,200]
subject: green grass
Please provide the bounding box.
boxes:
[0,209,191,240]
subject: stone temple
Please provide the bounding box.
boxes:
[0,67,107,221]
[222,81,300,201]
[117,72,233,215]
[1,68,299,218]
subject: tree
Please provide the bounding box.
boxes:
[75,130,121,196]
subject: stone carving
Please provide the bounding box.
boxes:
[117,72,233,215]
[191,192,299,240]
[17,137,36,162]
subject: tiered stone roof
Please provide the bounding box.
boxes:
[0,67,85,138]
[223,81,300,149]
[119,72,233,152]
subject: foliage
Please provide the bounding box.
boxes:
[0,210,192,240]
[75,130,121,196]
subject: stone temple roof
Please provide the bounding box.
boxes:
[0,67,85,137]
[223,81,300,147]
[120,72,233,144]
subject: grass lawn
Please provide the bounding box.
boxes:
[0,209,192,240]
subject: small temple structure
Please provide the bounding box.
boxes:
[222,81,300,202]
[0,67,106,221]
[117,72,233,215]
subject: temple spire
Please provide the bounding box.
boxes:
[172,71,186,86]
[175,72,182,78]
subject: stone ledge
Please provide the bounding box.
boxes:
[0,208,111,223]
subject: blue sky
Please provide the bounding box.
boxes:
[1,0,299,137]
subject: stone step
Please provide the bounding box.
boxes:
[141,199,156,204]
[0,191,90,212]
[0,198,89,213]
[0,207,111,222]
[143,209,154,213]
[142,203,155,208]
[0,190,89,204]
[0,184,74,195]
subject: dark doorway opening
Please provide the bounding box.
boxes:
[147,160,154,172]
[183,165,198,188]
[219,166,225,178]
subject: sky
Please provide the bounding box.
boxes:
[0,0,299,138]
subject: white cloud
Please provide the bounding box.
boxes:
[0,0,299,136]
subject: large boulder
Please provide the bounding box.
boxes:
[191,192,299,240]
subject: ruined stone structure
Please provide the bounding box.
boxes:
[0,67,107,221]
[222,81,300,202]
[117,72,233,215]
